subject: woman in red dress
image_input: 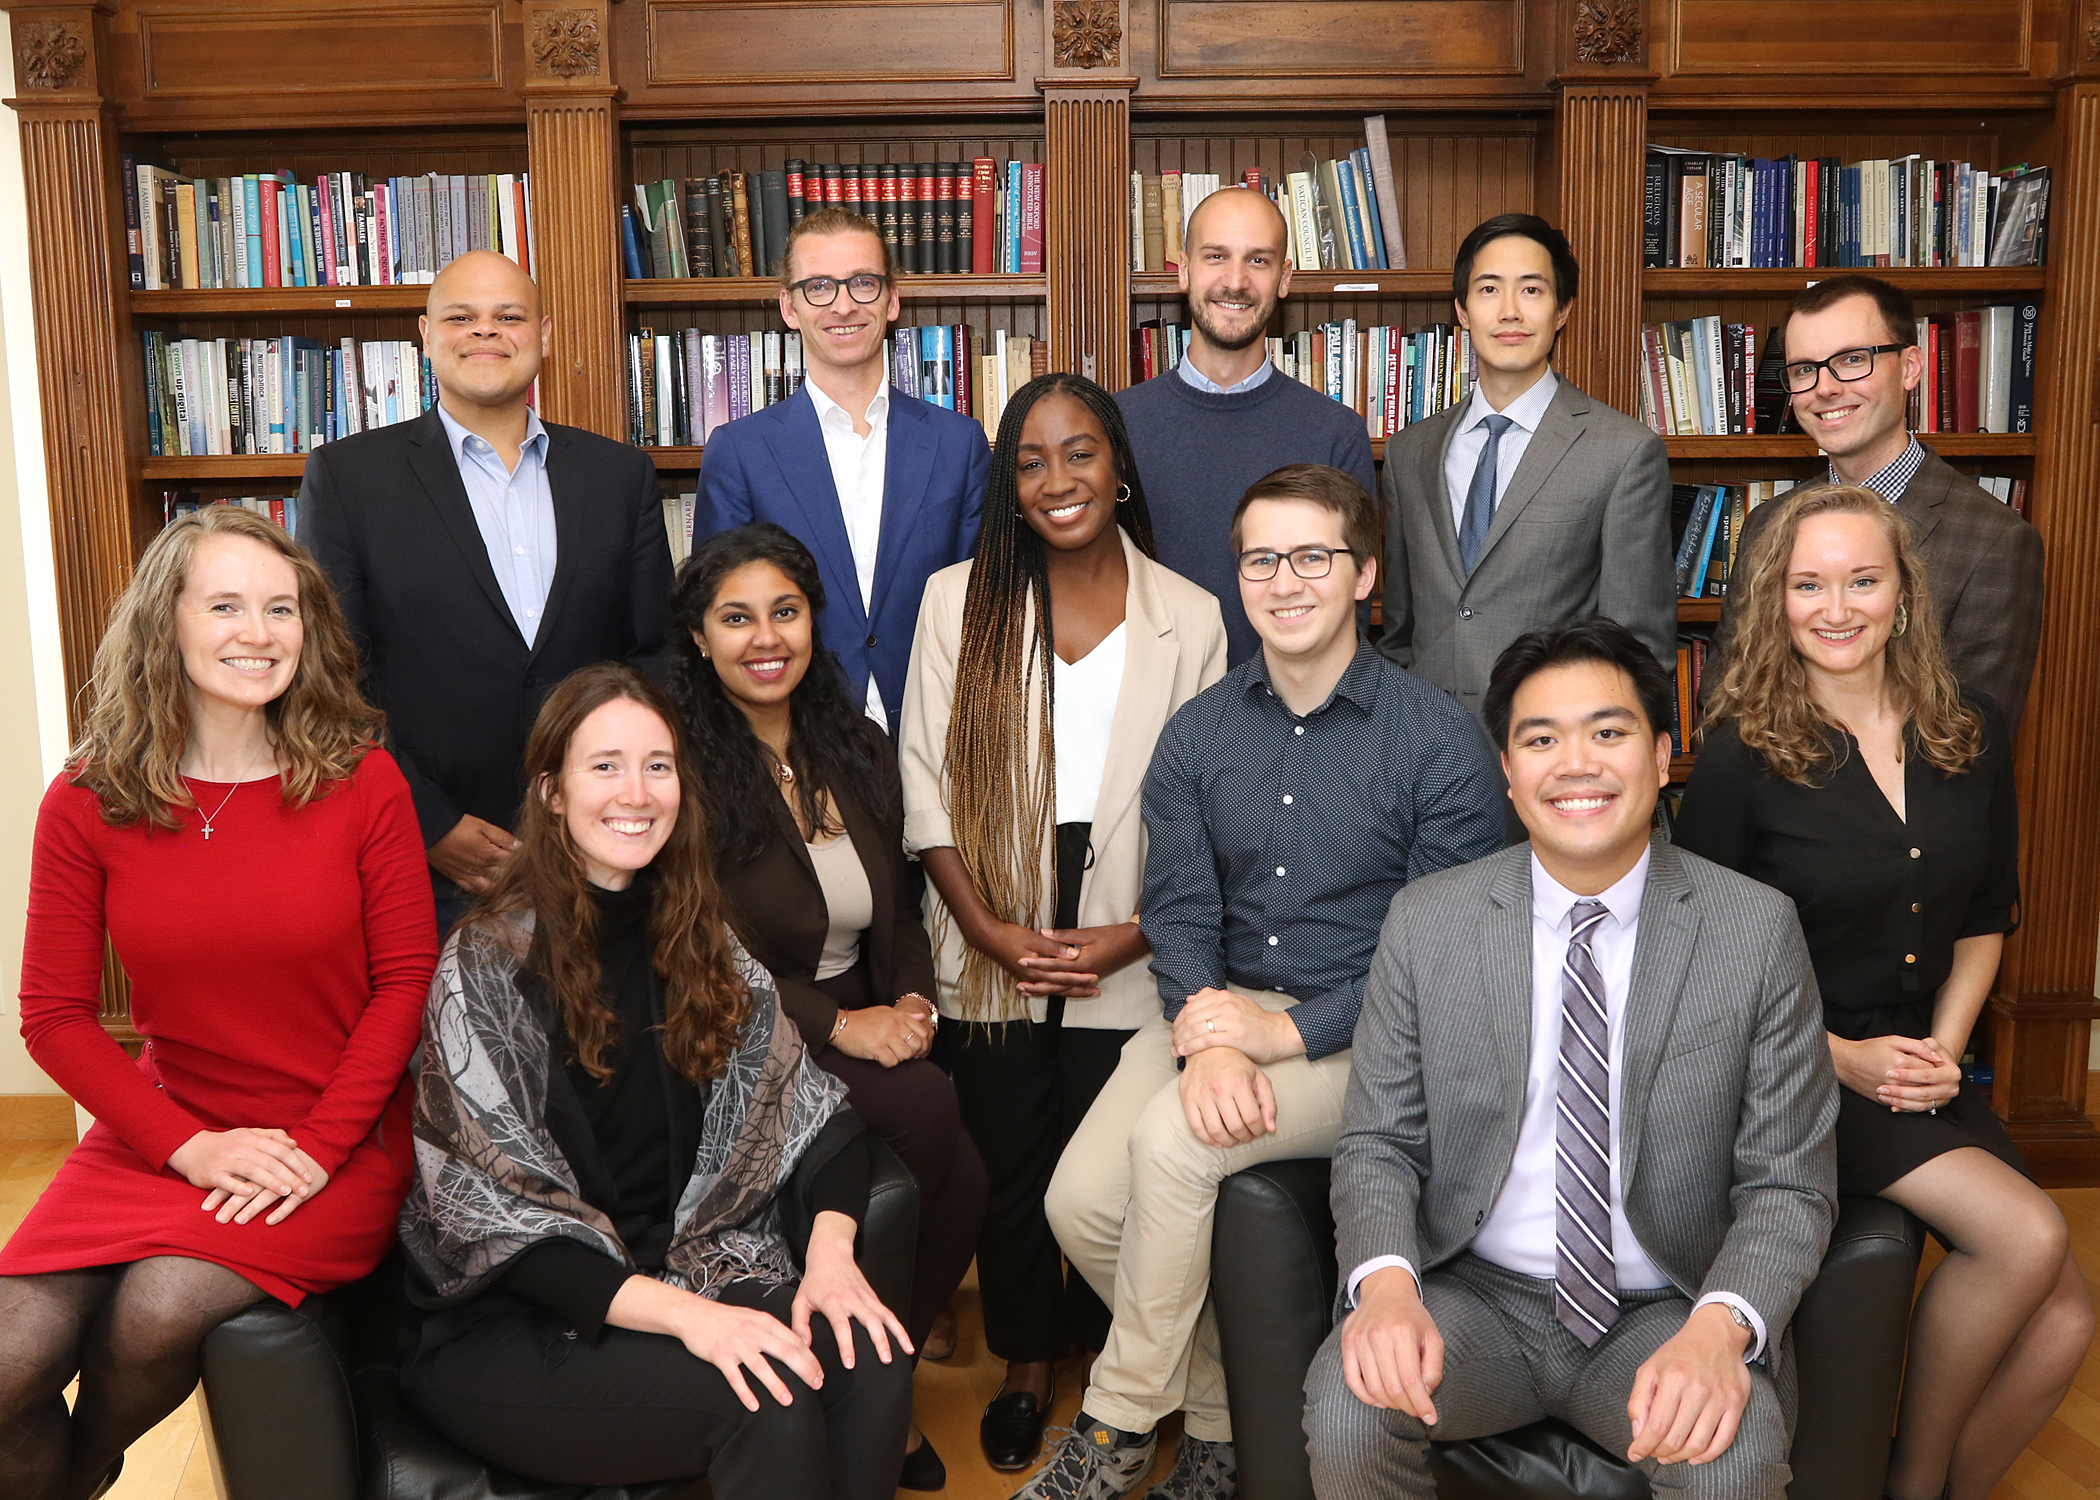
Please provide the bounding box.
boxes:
[0,505,438,1500]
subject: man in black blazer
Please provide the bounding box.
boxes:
[299,250,673,920]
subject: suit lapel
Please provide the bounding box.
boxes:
[1423,404,1468,585]
[1089,538,1180,858]
[1483,850,1537,1128]
[870,395,937,623]
[768,389,867,628]
[1617,839,1700,1192]
[533,423,590,662]
[1899,449,1952,549]
[1474,381,1582,571]
[404,408,523,645]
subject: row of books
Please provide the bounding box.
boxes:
[1672,481,1799,599]
[625,325,1049,449]
[662,489,698,567]
[1127,117,1408,274]
[163,492,298,534]
[126,163,533,291]
[1644,149,2049,270]
[1903,305,2040,435]
[141,332,434,457]
[1638,319,1777,437]
[623,160,1046,282]
[1670,633,1712,756]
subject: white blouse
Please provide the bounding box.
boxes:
[1052,622,1127,826]
[806,830,874,981]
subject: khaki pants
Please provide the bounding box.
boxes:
[1044,990,1353,1441]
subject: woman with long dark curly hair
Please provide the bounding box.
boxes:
[669,522,987,1489]
[398,662,913,1499]
[1677,484,2092,1500]
[899,372,1227,1469]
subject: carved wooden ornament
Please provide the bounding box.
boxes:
[531,8,602,79]
[1572,0,1641,65]
[18,21,88,90]
[1053,0,1121,68]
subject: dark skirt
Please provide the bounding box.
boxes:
[1835,1067,2032,1196]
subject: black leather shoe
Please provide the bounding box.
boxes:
[901,1433,948,1491]
[981,1386,1052,1470]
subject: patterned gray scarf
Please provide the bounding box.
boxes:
[399,910,849,1303]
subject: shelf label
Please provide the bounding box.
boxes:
[1335,282,1380,292]
[335,298,351,307]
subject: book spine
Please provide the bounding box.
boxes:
[259,177,282,287]
[2010,298,2039,433]
[785,159,807,227]
[1019,163,1044,274]
[731,173,755,278]
[933,162,958,276]
[121,153,144,290]
[684,178,713,279]
[1009,160,1027,274]
[916,163,938,275]
[317,174,339,285]
[1362,117,1406,268]
[704,176,729,279]
[972,158,997,274]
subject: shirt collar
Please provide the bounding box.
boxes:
[806,377,890,432]
[1831,435,1925,502]
[436,403,546,467]
[1178,356,1275,396]
[1243,636,1381,716]
[1530,845,1651,935]
[1461,369,1558,437]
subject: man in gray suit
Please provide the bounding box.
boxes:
[1305,618,1837,1500]
[1376,216,1675,719]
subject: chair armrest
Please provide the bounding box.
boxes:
[860,1136,920,1322]
[1212,1159,1339,1500]
[1786,1194,1924,1500]
[200,1298,361,1500]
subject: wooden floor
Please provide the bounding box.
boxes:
[1,1120,2095,1500]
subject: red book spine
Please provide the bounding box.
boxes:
[1384,332,1401,433]
[1242,168,1262,189]
[515,179,532,274]
[1953,310,1982,432]
[971,158,996,274]
[1801,160,1819,269]
[1020,162,1044,274]
[842,165,862,212]
[259,177,282,288]
[786,161,804,212]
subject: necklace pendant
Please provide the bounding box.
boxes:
[777,763,795,785]
[201,823,212,840]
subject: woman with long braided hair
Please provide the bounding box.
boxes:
[899,372,1227,1470]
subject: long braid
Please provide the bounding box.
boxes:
[941,373,1156,1020]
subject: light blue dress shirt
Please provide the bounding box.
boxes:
[437,404,558,646]
[1177,356,1275,396]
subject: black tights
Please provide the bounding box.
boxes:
[0,1257,267,1500]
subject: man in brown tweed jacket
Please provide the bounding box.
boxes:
[1710,274,2044,730]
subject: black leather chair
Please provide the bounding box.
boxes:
[196,1141,921,1500]
[1210,1159,1923,1500]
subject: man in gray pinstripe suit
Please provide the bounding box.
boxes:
[1304,618,1837,1499]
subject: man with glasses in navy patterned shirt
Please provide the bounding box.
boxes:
[1021,465,1506,1500]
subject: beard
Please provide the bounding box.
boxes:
[1189,290,1275,353]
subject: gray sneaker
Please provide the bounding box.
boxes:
[1010,1415,1157,1500]
[1145,1436,1236,1500]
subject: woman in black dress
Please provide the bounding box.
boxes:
[1676,483,2090,1500]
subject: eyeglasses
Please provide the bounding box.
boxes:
[786,273,890,307]
[1781,344,1909,394]
[1236,546,1355,582]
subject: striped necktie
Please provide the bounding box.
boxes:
[1554,897,1618,1347]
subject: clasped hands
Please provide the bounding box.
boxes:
[618,1209,912,1412]
[167,1126,331,1226]
[971,915,1148,998]
[1341,1269,1753,1468]
[1830,1032,1961,1113]
[831,993,937,1067]
[1171,987,1304,1148]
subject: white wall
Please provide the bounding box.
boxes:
[0,13,83,1094]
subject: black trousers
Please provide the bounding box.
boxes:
[402,1279,912,1500]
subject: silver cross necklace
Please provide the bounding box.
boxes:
[184,743,267,840]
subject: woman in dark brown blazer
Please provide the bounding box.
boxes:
[670,523,987,1492]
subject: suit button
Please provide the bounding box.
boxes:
[865,633,878,648]
[1460,608,1474,620]
[1474,1210,1485,1226]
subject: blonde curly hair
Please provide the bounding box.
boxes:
[1706,482,1980,783]
[67,506,384,827]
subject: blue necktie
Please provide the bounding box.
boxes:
[1459,413,1513,574]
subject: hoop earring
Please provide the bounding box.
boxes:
[1892,601,1910,638]
[1116,483,1132,504]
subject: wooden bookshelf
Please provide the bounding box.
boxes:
[10,0,2100,1181]
[1677,598,1723,623]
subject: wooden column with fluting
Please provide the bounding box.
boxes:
[6,0,134,721]
[1549,83,1647,412]
[1042,82,1132,388]
[523,0,625,438]
[1989,76,2100,1182]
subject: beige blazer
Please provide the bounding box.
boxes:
[900,530,1228,1029]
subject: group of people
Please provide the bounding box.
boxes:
[0,185,2081,1500]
